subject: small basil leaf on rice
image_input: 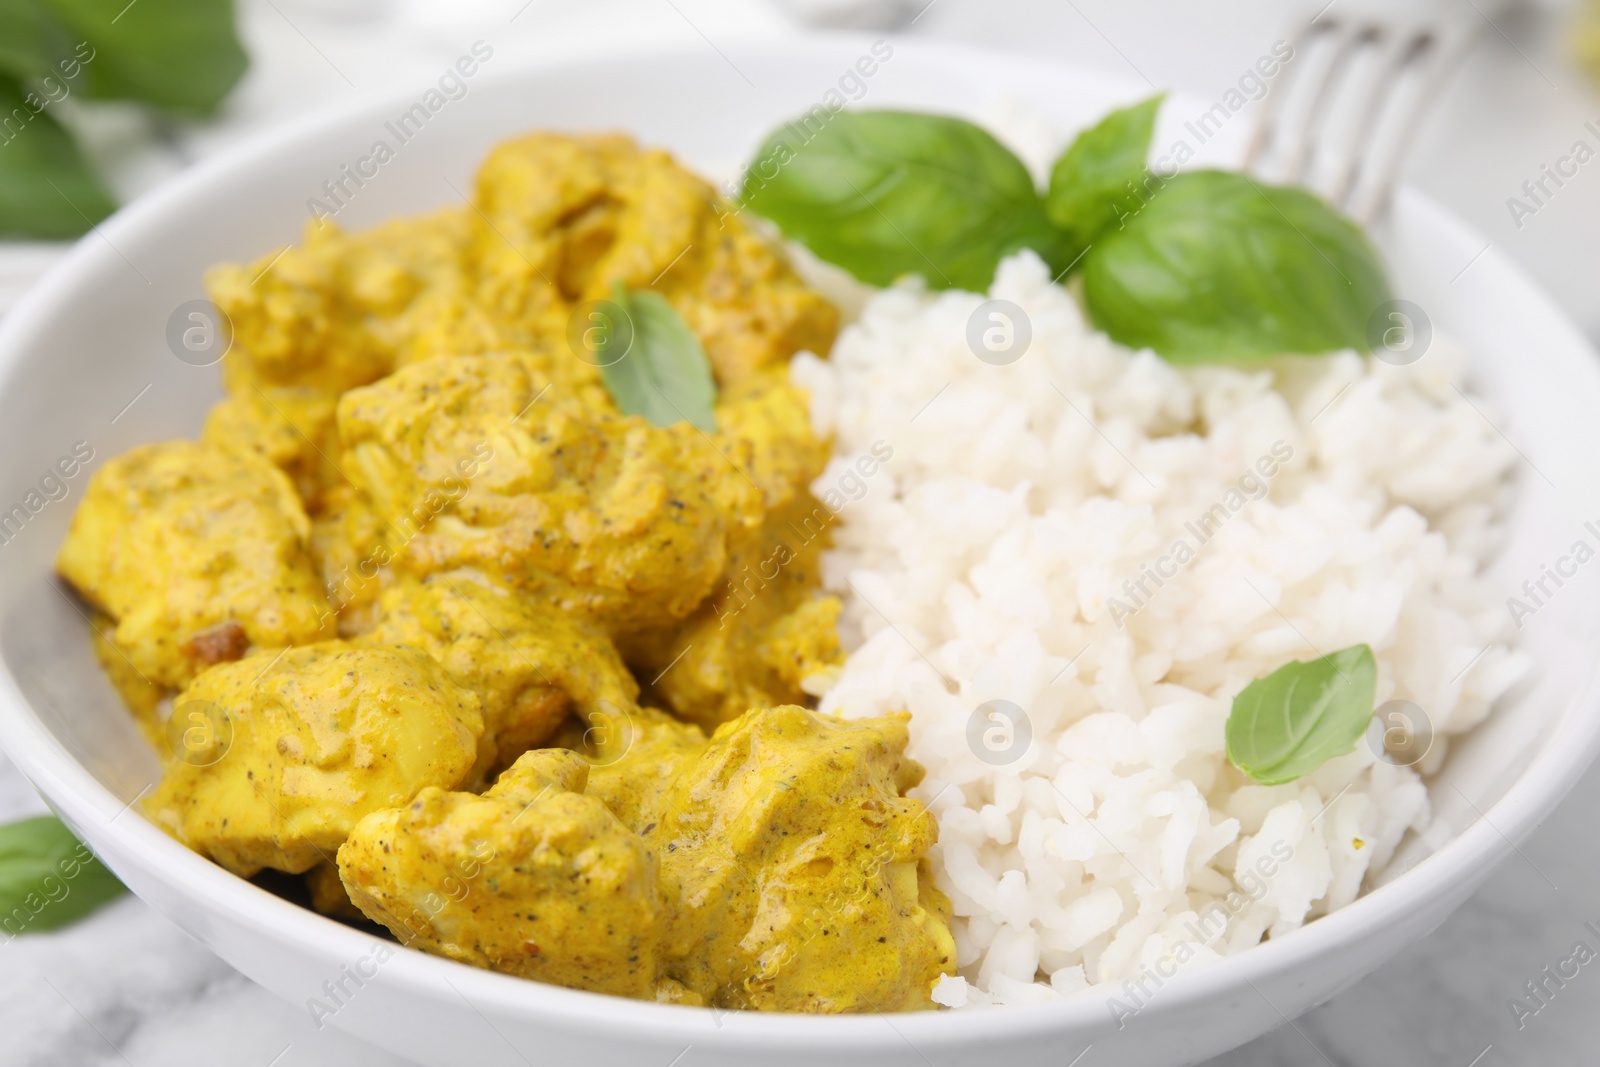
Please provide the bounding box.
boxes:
[1045,93,1165,251]
[1079,170,1392,363]
[598,283,718,433]
[1226,644,1378,786]
[0,815,126,935]
[738,110,1072,291]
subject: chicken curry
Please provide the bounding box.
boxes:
[56,132,955,1012]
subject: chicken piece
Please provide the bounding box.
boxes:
[337,352,759,635]
[473,132,838,385]
[90,617,168,755]
[202,385,344,512]
[677,217,840,386]
[361,572,640,772]
[627,498,844,730]
[56,441,334,690]
[308,484,392,637]
[207,209,494,395]
[464,132,611,351]
[573,707,708,834]
[306,861,366,922]
[338,748,674,1000]
[145,643,484,877]
[716,370,832,505]
[622,373,842,728]
[206,133,835,398]
[653,706,955,1012]
[747,593,845,700]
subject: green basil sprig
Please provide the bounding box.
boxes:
[1225,644,1377,785]
[595,283,718,433]
[738,110,1072,292]
[739,99,1393,364]
[0,815,126,936]
[0,0,248,238]
[0,77,115,240]
[1045,94,1165,249]
[1081,170,1391,363]
[24,0,247,112]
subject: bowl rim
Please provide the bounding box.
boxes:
[0,30,1596,1050]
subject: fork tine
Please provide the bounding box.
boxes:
[1323,27,1432,208]
[1247,8,1484,224]
[1349,20,1482,224]
[1280,19,1368,186]
[1242,14,1322,175]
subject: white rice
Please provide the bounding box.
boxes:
[791,251,1530,1008]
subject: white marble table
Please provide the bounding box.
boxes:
[5,1,1599,1064]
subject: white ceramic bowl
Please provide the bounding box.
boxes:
[1,34,1597,1067]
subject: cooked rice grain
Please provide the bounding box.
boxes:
[792,252,1529,1006]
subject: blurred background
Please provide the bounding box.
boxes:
[2,0,1599,1063]
[8,0,1600,337]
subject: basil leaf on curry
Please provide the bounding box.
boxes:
[597,284,718,433]
[1226,644,1378,785]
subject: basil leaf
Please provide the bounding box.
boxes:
[0,0,246,237]
[42,0,248,113]
[0,0,75,86]
[597,284,718,433]
[1080,170,1392,363]
[0,815,125,936]
[1046,93,1164,248]
[0,74,115,239]
[739,110,1070,291]
[1226,644,1378,786]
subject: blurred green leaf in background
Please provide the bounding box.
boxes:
[0,0,248,239]
[0,815,126,935]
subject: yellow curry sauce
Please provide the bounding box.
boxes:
[55,132,954,1011]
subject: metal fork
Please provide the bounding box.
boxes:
[1244,6,1486,224]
